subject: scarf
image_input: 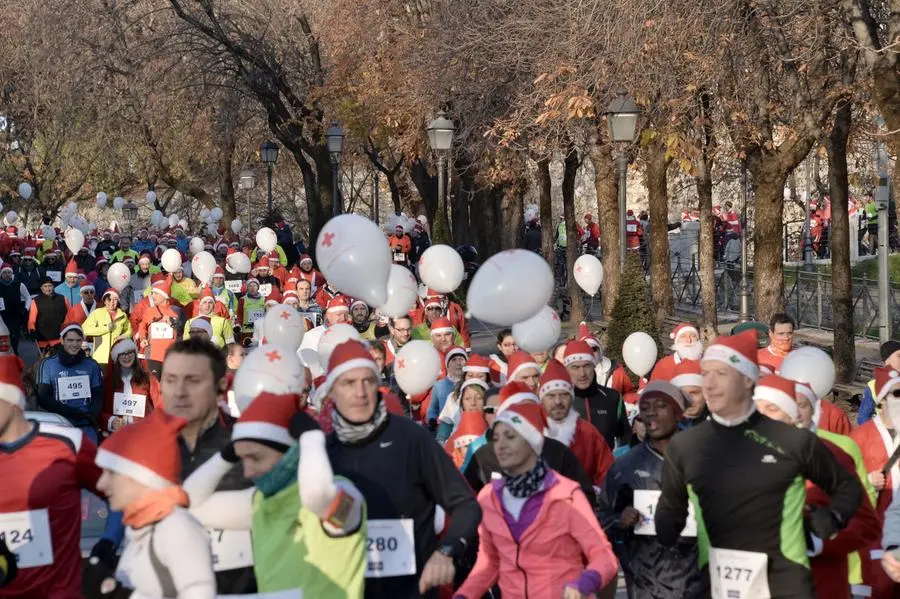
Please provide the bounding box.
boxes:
[255,443,300,497]
[332,397,388,444]
[59,350,87,367]
[546,409,579,447]
[502,457,548,499]
[123,486,190,529]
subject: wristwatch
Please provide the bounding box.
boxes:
[438,538,467,560]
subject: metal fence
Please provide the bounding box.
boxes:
[669,254,900,339]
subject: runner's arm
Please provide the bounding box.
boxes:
[298,431,364,536]
[183,453,253,530]
[655,442,690,546]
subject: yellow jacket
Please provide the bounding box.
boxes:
[183,315,235,348]
[81,308,133,365]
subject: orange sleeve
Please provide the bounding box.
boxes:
[27,301,38,331]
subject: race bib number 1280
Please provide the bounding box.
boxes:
[365,519,416,578]
[0,509,53,568]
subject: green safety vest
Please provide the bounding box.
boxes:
[556,222,567,248]
[865,202,878,219]
[242,296,266,327]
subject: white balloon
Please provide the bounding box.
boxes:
[315,214,391,306]
[394,340,442,396]
[107,263,132,292]
[263,303,306,350]
[378,264,420,317]
[5,211,18,225]
[232,343,307,413]
[168,214,179,228]
[41,226,57,241]
[113,196,125,210]
[64,228,85,254]
[191,251,216,284]
[316,324,362,371]
[512,306,561,352]
[622,332,658,377]
[466,249,554,326]
[151,210,163,225]
[178,219,187,230]
[210,207,223,221]
[418,244,465,294]
[574,255,604,295]
[146,190,157,204]
[206,223,218,237]
[67,202,77,214]
[96,192,108,207]
[161,248,183,273]
[227,252,251,274]
[189,237,205,255]
[780,346,835,401]
[256,227,278,253]
[200,208,210,219]
[231,219,242,234]
[17,182,32,199]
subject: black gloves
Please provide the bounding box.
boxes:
[221,442,240,464]
[289,411,321,439]
[82,556,133,598]
[89,539,118,569]
[806,505,843,541]
[0,538,17,589]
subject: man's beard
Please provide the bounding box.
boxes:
[675,341,703,361]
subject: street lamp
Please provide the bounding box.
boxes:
[427,111,454,243]
[259,140,279,215]
[605,89,640,269]
[121,200,138,236]
[327,121,345,216]
[239,167,257,226]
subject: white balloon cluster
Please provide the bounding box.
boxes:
[17,182,32,200]
[524,203,539,223]
[96,192,108,208]
[385,212,415,234]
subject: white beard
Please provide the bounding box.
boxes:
[546,410,579,447]
[675,341,703,361]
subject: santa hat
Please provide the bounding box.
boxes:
[875,366,900,404]
[65,259,78,276]
[670,359,703,389]
[0,263,12,275]
[349,298,368,313]
[96,410,187,489]
[497,381,539,413]
[256,256,270,269]
[539,359,572,398]
[79,279,95,293]
[138,254,151,265]
[463,354,491,374]
[795,381,817,406]
[245,277,260,288]
[199,287,215,302]
[232,392,298,449]
[94,257,109,269]
[702,330,759,381]
[212,266,225,279]
[424,293,444,309]
[324,341,380,396]
[493,400,547,455]
[430,317,455,336]
[109,336,137,362]
[577,322,602,352]
[299,254,313,266]
[460,379,489,396]
[189,318,214,337]
[150,277,172,299]
[639,381,688,417]
[507,350,540,382]
[563,340,596,366]
[102,288,120,302]
[0,356,26,408]
[444,345,467,367]
[670,323,700,342]
[60,323,84,339]
[752,374,798,421]
[445,410,488,451]
[326,296,350,314]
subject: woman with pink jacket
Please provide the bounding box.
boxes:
[454,388,618,599]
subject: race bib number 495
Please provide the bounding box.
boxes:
[0,510,53,568]
[365,519,416,578]
[58,375,90,403]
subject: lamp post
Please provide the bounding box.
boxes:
[803,162,814,272]
[426,111,454,243]
[239,167,257,226]
[740,165,751,322]
[121,201,138,237]
[605,89,640,269]
[327,121,345,216]
[876,116,893,342]
[259,141,279,216]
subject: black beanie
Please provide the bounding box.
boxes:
[881,341,900,362]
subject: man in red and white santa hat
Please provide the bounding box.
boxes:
[578,322,635,396]
[413,288,470,350]
[294,253,326,294]
[563,339,628,450]
[505,349,542,393]
[62,279,97,327]
[540,359,614,486]
[649,323,703,382]
[670,359,707,426]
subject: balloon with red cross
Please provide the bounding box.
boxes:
[262,303,306,351]
[232,343,307,413]
[512,306,561,353]
[573,254,603,295]
[394,340,441,396]
[378,264,420,317]
[418,244,464,294]
[316,323,362,372]
[316,214,391,307]
[466,249,554,326]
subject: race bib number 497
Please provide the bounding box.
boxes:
[365,519,416,578]
[0,509,53,568]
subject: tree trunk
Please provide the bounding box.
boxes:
[563,145,584,323]
[451,162,471,244]
[645,140,675,324]
[409,158,438,225]
[216,139,237,224]
[587,136,620,321]
[828,101,855,382]
[695,156,718,339]
[500,184,524,250]
[537,157,554,264]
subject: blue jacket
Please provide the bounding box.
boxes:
[175,237,189,254]
[131,240,155,255]
[426,377,457,424]
[54,281,80,306]
[93,276,109,300]
[36,352,104,429]
[858,380,876,425]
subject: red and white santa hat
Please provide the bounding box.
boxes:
[424,290,444,309]
[702,329,759,381]
[875,366,900,404]
[444,345,467,367]
[60,323,84,339]
[497,380,539,413]
[493,399,547,455]
[198,287,215,303]
[323,340,380,396]
[460,378,489,396]
[96,410,187,489]
[539,359,572,398]
[256,256,270,269]
[326,295,350,315]
[430,317,455,336]
[577,322,602,352]
[110,336,137,362]
[102,288,120,302]
[299,254,313,266]
[0,356,26,408]
[65,259,79,277]
[79,279,95,293]
[507,350,540,382]
[463,354,491,374]
[752,374,798,421]
[563,340,596,366]
[150,277,172,299]
[794,381,817,406]
[670,323,700,342]
[265,288,283,307]
[670,359,703,389]
[232,392,298,449]
[0,262,12,276]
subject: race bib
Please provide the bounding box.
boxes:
[0,509,53,568]
[258,283,272,298]
[632,490,697,537]
[365,519,416,578]
[207,528,254,572]
[248,309,265,323]
[393,252,406,263]
[150,321,174,340]
[709,547,770,599]
[47,271,61,282]
[626,224,638,233]
[58,375,91,403]
[225,280,243,293]
[113,392,147,418]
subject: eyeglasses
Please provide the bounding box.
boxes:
[394,327,411,333]
[483,406,496,415]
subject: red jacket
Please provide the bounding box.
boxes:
[757,346,786,375]
[819,399,852,437]
[62,301,96,328]
[411,302,471,349]
[570,419,614,486]
[136,303,180,362]
[649,354,679,382]
[98,363,161,436]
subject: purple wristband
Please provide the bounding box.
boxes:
[569,569,603,595]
